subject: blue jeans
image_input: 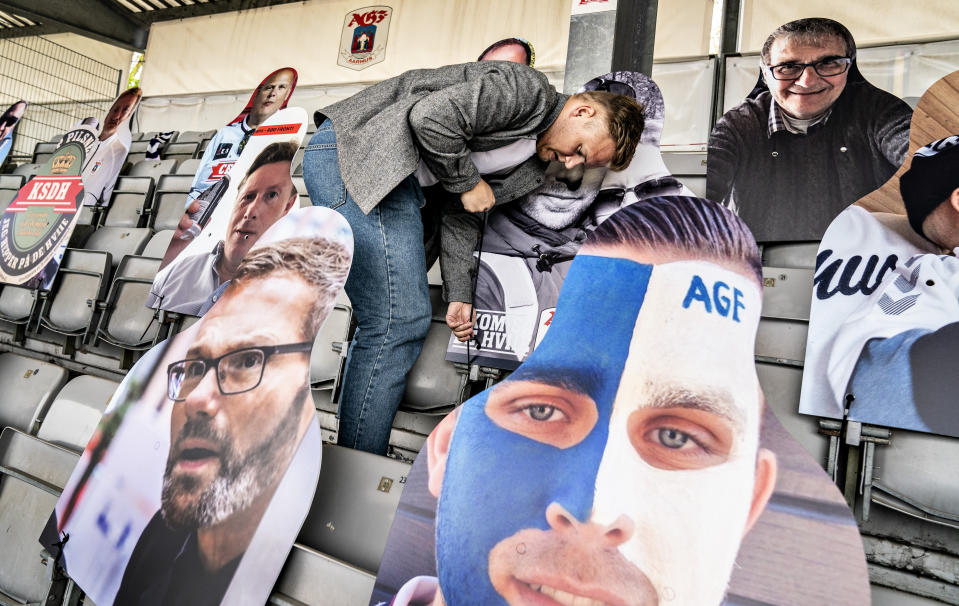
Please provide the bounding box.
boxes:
[303,121,431,455]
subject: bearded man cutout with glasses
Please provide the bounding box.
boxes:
[706,17,913,242]
[114,236,350,606]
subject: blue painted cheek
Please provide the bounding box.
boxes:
[436,256,652,605]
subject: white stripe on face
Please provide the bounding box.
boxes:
[591,261,763,606]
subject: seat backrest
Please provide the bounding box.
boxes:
[128,159,177,181]
[755,362,828,465]
[155,173,194,194]
[298,444,411,573]
[103,191,149,227]
[128,140,150,154]
[0,174,24,190]
[142,230,174,258]
[0,353,68,433]
[0,188,16,213]
[151,191,189,231]
[45,249,112,333]
[310,306,351,388]
[163,142,199,160]
[0,427,80,603]
[174,130,213,144]
[271,544,375,606]
[762,241,821,269]
[37,375,119,451]
[403,321,464,411]
[99,255,162,348]
[33,141,58,163]
[761,266,814,321]
[83,227,152,268]
[12,162,39,178]
[0,285,36,322]
[175,158,202,175]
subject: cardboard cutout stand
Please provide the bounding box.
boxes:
[800,70,959,438]
[40,206,353,606]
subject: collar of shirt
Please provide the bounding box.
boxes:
[767,99,833,137]
[210,240,227,283]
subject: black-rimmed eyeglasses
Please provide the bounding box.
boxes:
[765,57,852,81]
[167,342,313,401]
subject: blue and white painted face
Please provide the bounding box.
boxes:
[433,248,770,606]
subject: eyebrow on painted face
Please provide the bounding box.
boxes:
[644,383,746,436]
[505,363,603,400]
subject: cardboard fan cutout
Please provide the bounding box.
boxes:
[445,71,692,370]
[79,87,142,208]
[705,17,913,242]
[186,68,297,207]
[40,206,353,606]
[800,69,959,438]
[149,106,307,316]
[0,123,97,289]
[376,198,869,606]
[0,100,27,167]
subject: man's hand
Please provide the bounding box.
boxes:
[446,301,475,342]
[460,179,495,213]
[174,200,201,240]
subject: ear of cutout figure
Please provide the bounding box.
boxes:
[40,205,352,606]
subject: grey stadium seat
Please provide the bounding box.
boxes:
[0,427,80,605]
[0,284,39,343]
[270,544,374,606]
[310,305,351,390]
[83,227,152,269]
[402,284,466,413]
[127,140,150,156]
[103,176,155,228]
[0,352,68,434]
[94,255,164,358]
[175,158,201,175]
[292,148,304,176]
[297,444,410,574]
[174,130,215,144]
[36,248,112,342]
[149,174,194,231]
[163,141,199,162]
[12,162,40,180]
[142,230,174,258]
[32,141,58,164]
[37,375,119,452]
[761,241,820,269]
[127,158,178,182]
[661,150,707,198]
[0,174,24,213]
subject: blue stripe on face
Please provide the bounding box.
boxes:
[436,254,652,605]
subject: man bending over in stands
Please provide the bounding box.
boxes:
[303,60,643,456]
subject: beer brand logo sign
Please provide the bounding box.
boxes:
[337,6,392,71]
[0,142,85,283]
